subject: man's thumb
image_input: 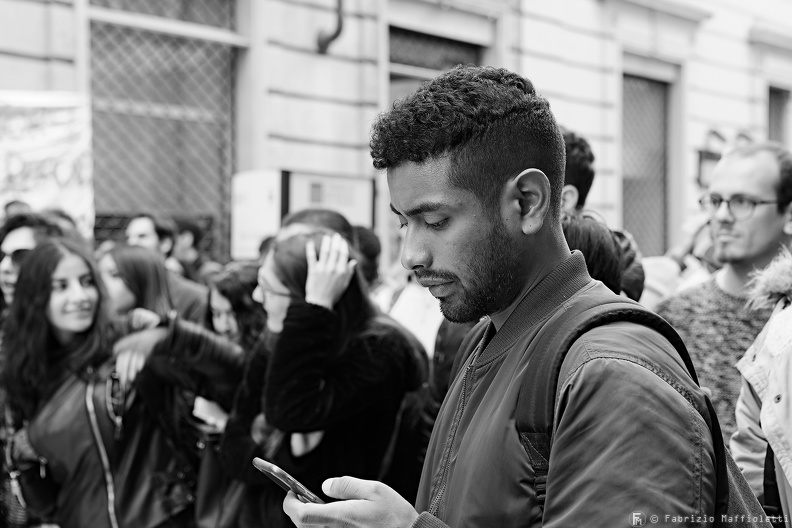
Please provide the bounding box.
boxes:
[322,476,375,500]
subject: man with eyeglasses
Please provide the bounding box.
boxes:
[656,142,792,442]
[0,212,64,310]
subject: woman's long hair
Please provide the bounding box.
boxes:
[109,244,173,318]
[1,238,112,419]
[207,261,265,351]
[272,229,377,351]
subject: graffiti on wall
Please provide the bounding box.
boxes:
[0,92,93,237]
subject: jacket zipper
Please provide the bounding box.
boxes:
[86,379,121,528]
[428,349,480,516]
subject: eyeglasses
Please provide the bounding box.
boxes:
[260,288,294,299]
[0,248,31,267]
[698,194,778,221]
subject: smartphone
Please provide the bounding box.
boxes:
[252,457,325,504]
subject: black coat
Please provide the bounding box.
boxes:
[221,303,424,527]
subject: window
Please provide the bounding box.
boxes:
[622,74,669,257]
[769,87,789,144]
[89,2,237,258]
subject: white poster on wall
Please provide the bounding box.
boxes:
[231,169,282,260]
[289,173,374,227]
[0,91,93,237]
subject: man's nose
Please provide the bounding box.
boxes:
[712,199,734,222]
[400,229,431,271]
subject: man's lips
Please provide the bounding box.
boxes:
[416,279,451,288]
[417,279,454,297]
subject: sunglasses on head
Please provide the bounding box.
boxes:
[0,248,32,267]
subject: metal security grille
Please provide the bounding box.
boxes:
[90,0,235,30]
[389,27,481,70]
[769,87,789,143]
[622,75,668,257]
[90,20,235,258]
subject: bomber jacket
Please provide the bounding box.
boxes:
[17,319,244,528]
[413,252,717,528]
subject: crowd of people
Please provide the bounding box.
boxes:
[1,64,792,527]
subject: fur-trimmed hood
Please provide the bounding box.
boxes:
[748,247,792,310]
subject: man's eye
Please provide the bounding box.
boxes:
[426,219,448,230]
[732,197,751,207]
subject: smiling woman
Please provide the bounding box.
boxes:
[45,252,100,345]
[0,238,245,528]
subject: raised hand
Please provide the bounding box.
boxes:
[304,233,357,310]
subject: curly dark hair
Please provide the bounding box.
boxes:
[370,65,566,219]
[561,127,595,208]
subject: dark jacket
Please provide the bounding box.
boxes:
[19,320,244,528]
[221,303,424,527]
[413,252,717,528]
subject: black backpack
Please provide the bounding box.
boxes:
[456,289,771,527]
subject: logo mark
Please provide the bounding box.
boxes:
[630,512,647,526]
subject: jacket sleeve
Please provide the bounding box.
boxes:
[150,318,246,410]
[542,325,717,528]
[219,345,280,485]
[411,513,450,528]
[730,377,767,500]
[263,304,405,432]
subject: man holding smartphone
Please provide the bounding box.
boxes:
[283,65,723,527]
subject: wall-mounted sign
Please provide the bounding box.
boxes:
[231,169,282,260]
[0,91,93,237]
[287,172,375,227]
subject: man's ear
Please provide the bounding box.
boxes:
[506,168,552,235]
[560,184,579,214]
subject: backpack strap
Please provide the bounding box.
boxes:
[763,445,785,527]
[514,294,709,512]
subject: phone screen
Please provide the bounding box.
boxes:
[252,457,325,504]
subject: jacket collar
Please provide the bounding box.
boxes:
[478,251,593,364]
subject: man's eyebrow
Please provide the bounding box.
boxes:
[389,202,446,217]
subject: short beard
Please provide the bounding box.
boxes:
[438,218,523,323]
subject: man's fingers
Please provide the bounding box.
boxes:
[322,476,378,501]
[283,492,332,527]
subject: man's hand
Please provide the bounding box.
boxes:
[284,477,419,528]
[304,234,357,310]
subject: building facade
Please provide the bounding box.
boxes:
[1,0,791,263]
